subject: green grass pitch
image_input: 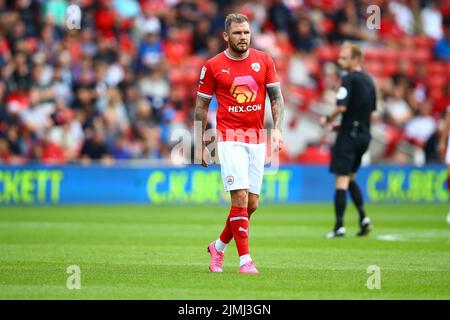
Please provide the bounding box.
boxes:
[0,204,449,299]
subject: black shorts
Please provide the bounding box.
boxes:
[330,131,371,175]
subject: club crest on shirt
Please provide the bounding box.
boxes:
[226,175,234,185]
[251,63,260,72]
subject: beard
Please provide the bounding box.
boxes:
[229,40,249,53]
[337,62,350,75]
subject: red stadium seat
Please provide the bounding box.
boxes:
[364,61,384,77]
[383,61,399,77]
[426,75,447,89]
[411,35,436,49]
[185,69,199,85]
[382,48,400,62]
[175,29,193,44]
[168,69,186,86]
[305,58,320,76]
[364,47,383,61]
[296,145,331,164]
[426,61,447,76]
[314,45,339,61]
[399,49,416,61]
[411,48,432,63]
[429,87,445,101]
[291,87,320,110]
[164,41,191,66]
[403,61,416,77]
[186,55,207,71]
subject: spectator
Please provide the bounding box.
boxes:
[291,17,319,52]
[192,19,211,55]
[138,68,170,113]
[80,129,112,164]
[42,0,68,28]
[19,87,54,138]
[421,0,443,40]
[0,0,446,165]
[389,0,415,35]
[268,0,292,33]
[404,101,437,149]
[332,0,377,42]
[137,31,164,71]
[384,85,412,127]
[434,15,450,60]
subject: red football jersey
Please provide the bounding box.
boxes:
[197,48,279,143]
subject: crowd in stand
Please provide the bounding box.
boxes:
[0,0,449,165]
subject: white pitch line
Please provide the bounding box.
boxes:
[377,234,398,241]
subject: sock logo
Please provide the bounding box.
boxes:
[238,227,248,234]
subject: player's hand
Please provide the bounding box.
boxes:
[320,116,337,130]
[319,116,328,128]
[271,129,284,152]
[195,145,210,168]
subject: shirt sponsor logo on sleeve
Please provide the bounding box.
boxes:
[200,66,207,80]
[336,86,348,100]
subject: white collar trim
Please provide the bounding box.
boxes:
[224,49,250,61]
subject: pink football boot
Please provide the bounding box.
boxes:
[207,241,224,273]
[239,261,259,274]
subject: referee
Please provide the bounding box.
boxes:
[320,42,376,238]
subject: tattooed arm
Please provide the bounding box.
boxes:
[267,84,285,151]
[194,95,212,167]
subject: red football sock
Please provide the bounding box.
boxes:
[229,206,249,256]
[219,217,233,244]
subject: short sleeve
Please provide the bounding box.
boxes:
[197,61,215,99]
[265,53,279,88]
[336,74,352,107]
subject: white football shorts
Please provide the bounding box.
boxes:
[217,141,266,194]
[446,135,450,165]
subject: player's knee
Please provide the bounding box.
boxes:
[335,175,350,190]
[231,189,248,207]
[248,202,258,215]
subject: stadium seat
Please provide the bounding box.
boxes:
[168,69,186,86]
[426,75,446,89]
[164,41,191,66]
[364,61,384,77]
[429,87,445,101]
[364,47,384,61]
[411,35,436,49]
[296,145,331,164]
[291,87,320,110]
[410,48,432,63]
[383,61,399,77]
[187,55,207,71]
[384,48,400,61]
[305,58,320,77]
[314,45,339,61]
[175,28,193,44]
[426,61,447,76]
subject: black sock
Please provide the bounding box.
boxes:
[334,189,347,230]
[349,181,366,223]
